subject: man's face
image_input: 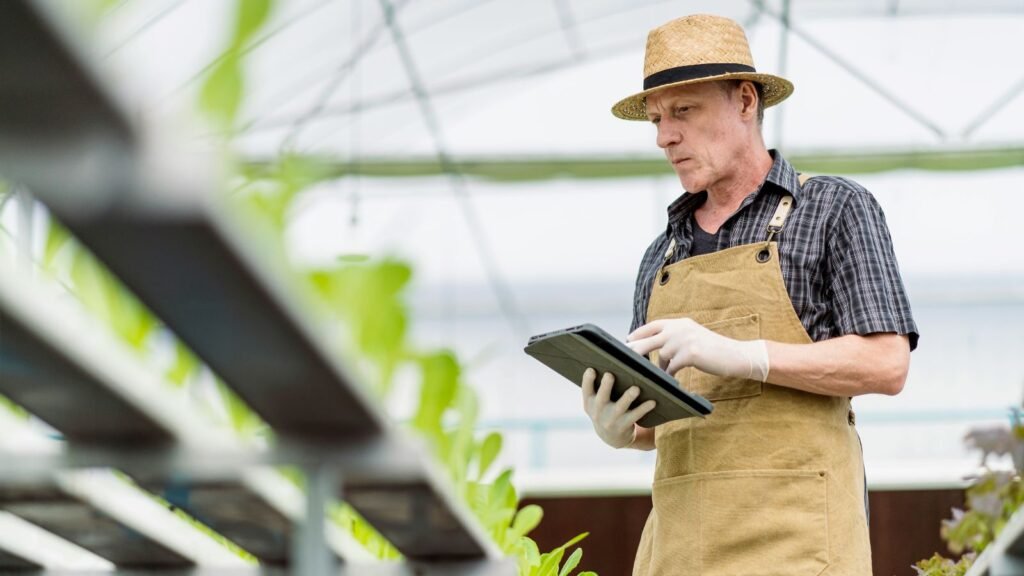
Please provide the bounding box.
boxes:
[645,81,749,192]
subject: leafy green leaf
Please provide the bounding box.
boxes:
[106,284,157,351]
[558,547,583,576]
[489,469,517,511]
[557,532,589,551]
[374,259,413,297]
[70,252,111,322]
[511,505,543,539]
[234,0,273,46]
[216,380,264,436]
[197,0,274,129]
[519,536,541,570]
[0,394,29,420]
[447,385,478,482]
[331,503,401,560]
[413,351,459,436]
[357,299,406,359]
[166,341,201,388]
[913,552,973,576]
[537,547,565,576]
[67,250,157,350]
[199,54,243,128]
[43,219,70,270]
[478,432,502,480]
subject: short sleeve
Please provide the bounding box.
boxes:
[826,185,919,350]
[630,237,664,334]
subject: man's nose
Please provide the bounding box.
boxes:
[656,123,680,149]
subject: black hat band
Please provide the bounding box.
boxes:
[643,63,757,91]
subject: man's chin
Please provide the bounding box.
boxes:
[676,174,704,193]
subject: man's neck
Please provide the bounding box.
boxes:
[702,147,774,215]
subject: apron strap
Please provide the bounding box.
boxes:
[764,172,810,242]
[765,194,794,242]
[764,173,808,242]
[663,236,677,264]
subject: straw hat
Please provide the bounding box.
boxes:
[612,14,793,120]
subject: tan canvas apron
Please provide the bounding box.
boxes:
[632,193,872,576]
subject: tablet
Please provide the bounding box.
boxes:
[524,323,712,427]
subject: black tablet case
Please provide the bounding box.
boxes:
[524,324,712,427]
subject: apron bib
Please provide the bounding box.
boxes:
[632,194,872,576]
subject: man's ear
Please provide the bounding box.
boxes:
[739,81,759,119]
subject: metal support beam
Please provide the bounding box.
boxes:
[0,0,136,212]
[377,0,529,342]
[755,0,947,139]
[0,547,42,571]
[239,145,1024,185]
[14,186,33,275]
[293,466,339,576]
[0,480,194,568]
[961,72,1024,139]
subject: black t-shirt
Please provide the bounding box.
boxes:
[690,214,720,256]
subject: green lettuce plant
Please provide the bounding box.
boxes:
[913,409,1024,575]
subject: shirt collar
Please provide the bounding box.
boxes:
[665,150,801,227]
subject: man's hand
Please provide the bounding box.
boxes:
[582,368,657,449]
[626,318,770,381]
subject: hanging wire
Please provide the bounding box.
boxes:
[389,0,666,96]
[551,0,585,61]
[102,0,187,60]
[960,73,1024,139]
[158,0,335,107]
[754,0,947,139]
[235,0,674,138]
[248,0,770,155]
[239,0,500,142]
[277,0,398,151]
[377,0,529,341]
[343,0,365,262]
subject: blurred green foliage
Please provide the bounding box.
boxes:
[302,254,594,573]
[0,394,29,421]
[913,553,973,576]
[12,204,599,572]
[0,0,599,572]
[914,410,1024,575]
[199,0,273,129]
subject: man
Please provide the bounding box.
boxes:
[580,14,918,576]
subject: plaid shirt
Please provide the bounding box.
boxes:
[630,151,919,351]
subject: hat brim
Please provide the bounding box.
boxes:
[611,72,793,120]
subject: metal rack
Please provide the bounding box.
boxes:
[0,1,511,574]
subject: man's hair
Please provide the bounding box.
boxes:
[719,79,765,126]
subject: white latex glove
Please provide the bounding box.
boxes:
[626,318,770,382]
[581,368,657,449]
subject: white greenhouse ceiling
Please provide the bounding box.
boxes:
[69,0,1024,167]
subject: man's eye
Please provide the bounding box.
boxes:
[676,106,690,115]
[650,118,661,125]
